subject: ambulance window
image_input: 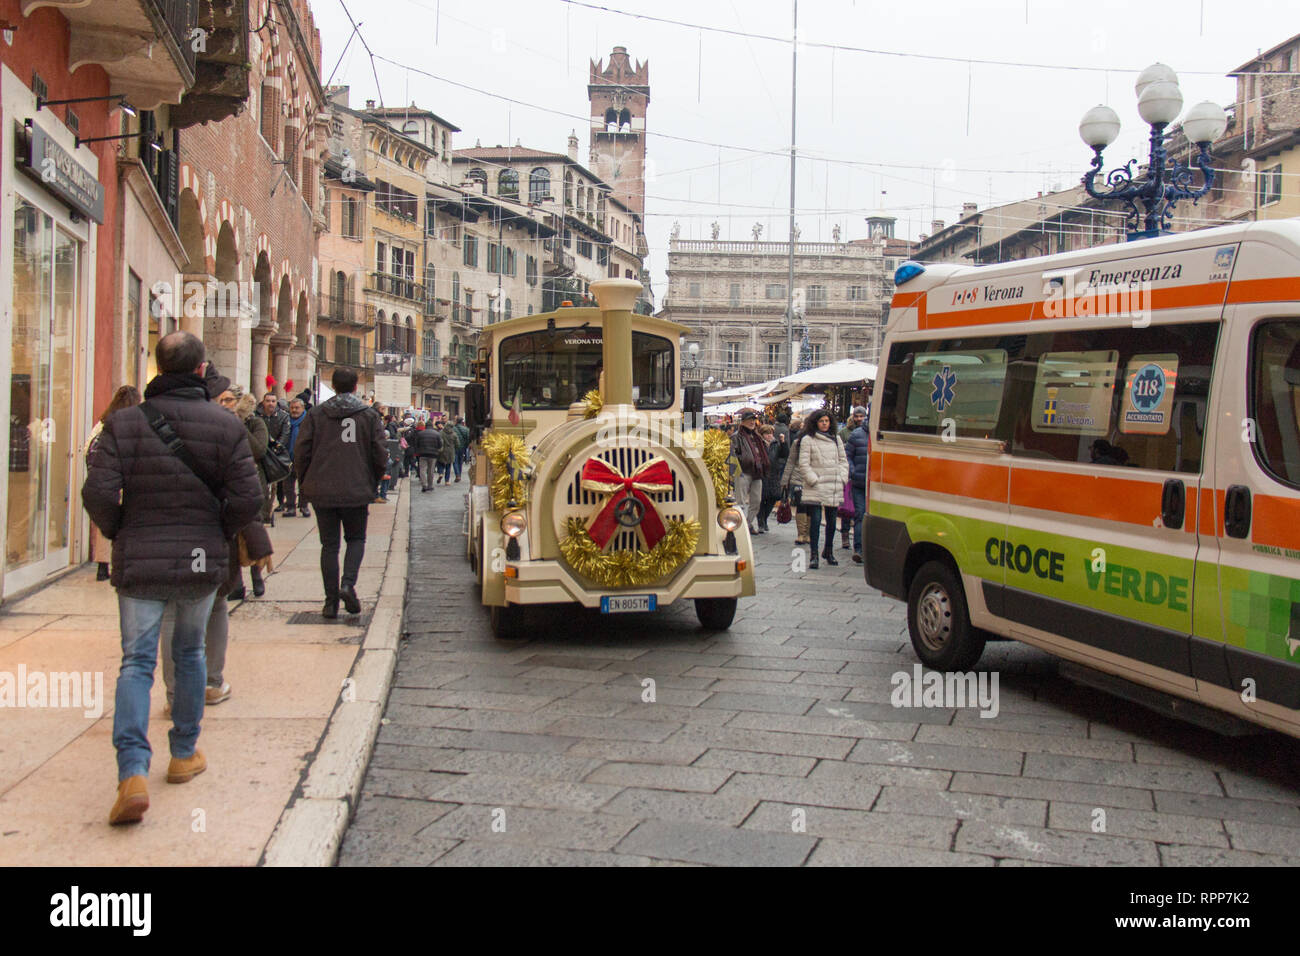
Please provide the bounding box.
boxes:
[879,339,1009,438]
[1010,323,1217,473]
[1251,320,1300,489]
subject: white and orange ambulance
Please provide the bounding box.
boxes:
[867,219,1300,738]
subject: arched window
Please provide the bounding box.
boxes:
[529,167,550,204]
[401,120,419,137]
[504,298,512,321]
[605,107,618,132]
[586,187,594,214]
[498,168,519,200]
[563,170,573,207]
[618,108,631,132]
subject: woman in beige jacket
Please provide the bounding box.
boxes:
[795,409,849,569]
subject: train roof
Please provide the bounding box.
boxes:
[476,305,694,348]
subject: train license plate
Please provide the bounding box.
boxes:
[601,594,656,614]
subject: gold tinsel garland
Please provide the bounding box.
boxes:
[560,516,701,589]
[684,429,732,507]
[481,430,531,513]
[581,389,603,419]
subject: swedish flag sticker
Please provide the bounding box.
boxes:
[1042,399,1058,425]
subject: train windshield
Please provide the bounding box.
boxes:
[498,328,675,410]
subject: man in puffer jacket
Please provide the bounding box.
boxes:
[845,417,870,564]
[295,367,390,619]
[83,332,264,826]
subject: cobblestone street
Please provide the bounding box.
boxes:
[338,482,1300,866]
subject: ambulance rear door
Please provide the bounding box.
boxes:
[1202,298,1300,723]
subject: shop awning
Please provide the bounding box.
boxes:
[778,358,877,385]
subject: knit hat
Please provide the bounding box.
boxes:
[852,405,867,416]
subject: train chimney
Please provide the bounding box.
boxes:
[590,277,642,407]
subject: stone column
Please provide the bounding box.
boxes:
[178,274,213,339]
[271,344,290,398]
[250,334,271,396]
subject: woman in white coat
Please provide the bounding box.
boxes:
[795,409,850,569]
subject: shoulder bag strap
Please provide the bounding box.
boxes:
[138,401,223,502]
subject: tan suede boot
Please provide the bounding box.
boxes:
[166,749,207,784]
[109,775,149,825]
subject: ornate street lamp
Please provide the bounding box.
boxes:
[1079,63,1228,240]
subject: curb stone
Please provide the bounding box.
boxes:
[261,485,411,866]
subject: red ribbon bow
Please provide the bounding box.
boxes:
[581,456,674,549]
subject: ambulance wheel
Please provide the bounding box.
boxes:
[490,603,524,640]
[695,597,738,630]
[907,561,985,671]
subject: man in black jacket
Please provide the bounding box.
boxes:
[83,332,264,826]
[414,422,443,491]
[257,391,290,512]
[295,367,389,618]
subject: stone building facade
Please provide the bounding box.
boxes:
[173,0,324,400]
[659,229,902,386]
[452,139,645,313]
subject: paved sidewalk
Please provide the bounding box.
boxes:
[0,484,406,865]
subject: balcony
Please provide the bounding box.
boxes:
[366,272,425,305]
[170,0,250,128]
[31,0,197,109]
[318,293,371,328]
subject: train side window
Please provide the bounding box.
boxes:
[1250,320,1300,489]
[1010,323,1218,473]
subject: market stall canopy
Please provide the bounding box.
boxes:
[778,358,877,385]
[703,378,782,401]
[703,401,762,416]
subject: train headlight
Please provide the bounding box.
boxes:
[717,507,744,532]
[501,511,528,538]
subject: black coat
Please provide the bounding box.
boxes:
[256,405,290,446]
[294,393,389,508]
[81,373,264,599]
[762,437,788,502]
[414,427,443,457]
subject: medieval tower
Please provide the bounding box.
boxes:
[588,46,649,219]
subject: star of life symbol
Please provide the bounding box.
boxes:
[930,365,957,413]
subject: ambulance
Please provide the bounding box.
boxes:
[867,220,1300,738]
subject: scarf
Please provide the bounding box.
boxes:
[738,427,769,477]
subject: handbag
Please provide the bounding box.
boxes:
[262,436,291,484]
[776,499,793,524]
[838,481,856,519]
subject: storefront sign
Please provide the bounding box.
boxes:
[17,121,105,224]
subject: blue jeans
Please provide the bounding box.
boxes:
[452,448,464,479]
[113,590,216,781]
[852,485,866,554]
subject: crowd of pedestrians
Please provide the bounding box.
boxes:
[726,404,870,570]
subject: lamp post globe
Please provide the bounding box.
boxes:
[1079,104,1121,148]
[1136,80,1184,126]
[1135,62,1179,99]
[1182,100,1229,145]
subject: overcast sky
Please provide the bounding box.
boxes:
[313,0,1297,304]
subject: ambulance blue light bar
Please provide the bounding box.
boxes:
[894,261,926,285]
